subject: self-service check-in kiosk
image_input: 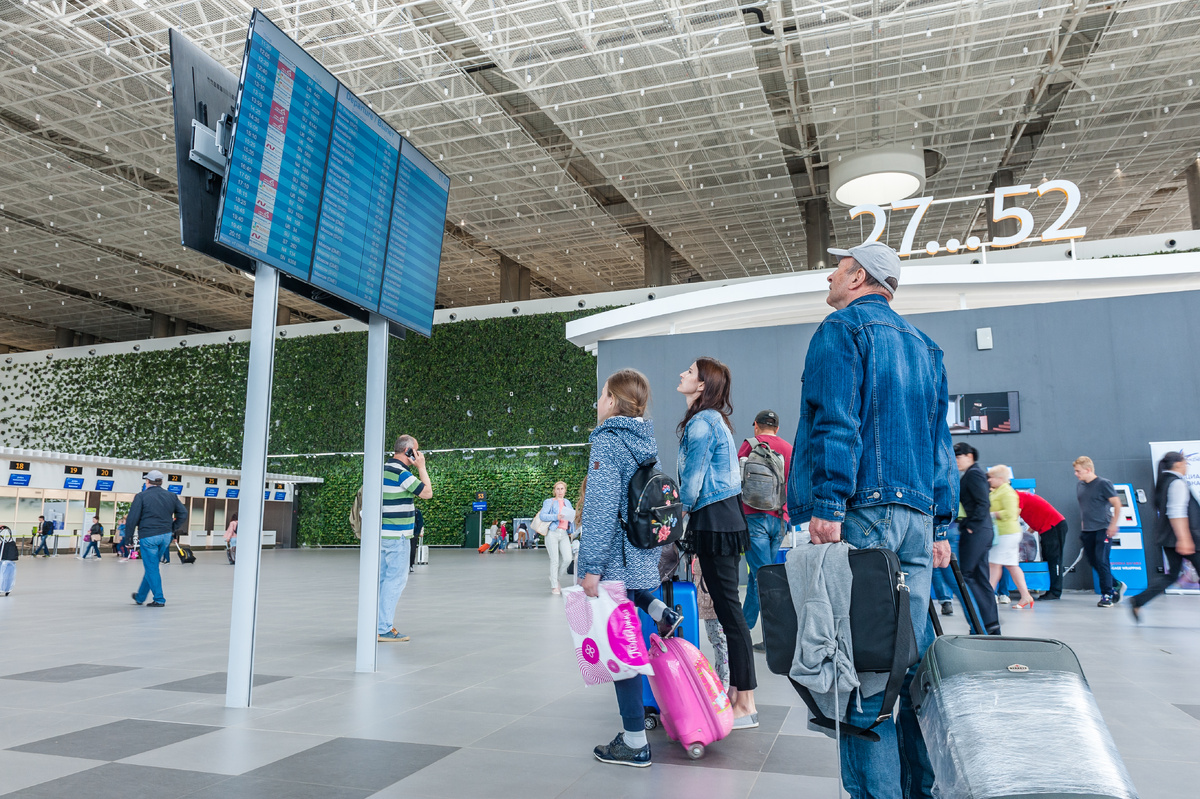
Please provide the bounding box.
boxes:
[1092,483,1148,596]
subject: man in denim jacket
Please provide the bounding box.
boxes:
[787,241,957,799]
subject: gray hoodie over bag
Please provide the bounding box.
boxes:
[786,543,889,737]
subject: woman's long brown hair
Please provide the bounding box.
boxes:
[677,356,734,437]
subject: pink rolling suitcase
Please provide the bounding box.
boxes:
[645,633,733,759]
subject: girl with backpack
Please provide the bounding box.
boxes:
[676,357,758,729]
[578,368,680,768]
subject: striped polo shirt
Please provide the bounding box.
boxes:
[382,457,424,539]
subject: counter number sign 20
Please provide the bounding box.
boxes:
[847,180,1087,256]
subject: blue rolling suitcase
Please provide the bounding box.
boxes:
[637,580,700,730]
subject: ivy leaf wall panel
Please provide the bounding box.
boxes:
[0,311,601,545]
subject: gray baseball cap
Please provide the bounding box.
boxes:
[144,469,165,483]
[827,241,902,291]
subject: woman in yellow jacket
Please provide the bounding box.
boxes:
[988,465,1035,609]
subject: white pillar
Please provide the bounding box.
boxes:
[356,313,389,672]
[225,263,279,708]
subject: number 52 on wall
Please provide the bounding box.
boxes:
[849,180,1087,256]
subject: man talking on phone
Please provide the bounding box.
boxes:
[378,435,433,642]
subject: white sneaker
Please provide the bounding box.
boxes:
[997,594,1011,604]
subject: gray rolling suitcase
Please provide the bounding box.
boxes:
[911,636,1138,799]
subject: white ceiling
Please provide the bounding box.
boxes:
[1,0,1197,350]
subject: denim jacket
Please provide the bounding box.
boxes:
[537,498,575,536]
[786,295,958,537]
[677,408,742,513]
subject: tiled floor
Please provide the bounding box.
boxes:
[0,547,1196,797]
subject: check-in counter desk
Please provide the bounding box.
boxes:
[182,530,276,549]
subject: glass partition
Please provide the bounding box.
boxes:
[17,494,43,531]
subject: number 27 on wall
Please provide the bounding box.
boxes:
[850,180,1087,255]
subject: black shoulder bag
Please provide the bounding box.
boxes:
[757,547,918,741]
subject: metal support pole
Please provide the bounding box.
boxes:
[225,263,279,708]
[356,313,389,673]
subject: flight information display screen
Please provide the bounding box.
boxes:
[215,10,449,336]
[309,86,399,310]
[379,140,450,337]
[215,12,337,279]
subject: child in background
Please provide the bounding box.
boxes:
[692,556,730,690]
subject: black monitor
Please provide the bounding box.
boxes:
[168,28,253,272]
[214,9,449,337]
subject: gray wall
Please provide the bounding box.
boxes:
[598,289,1200,588]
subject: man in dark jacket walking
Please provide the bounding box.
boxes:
[1131,451,1200,620]
[33,516,54,557]
[127,470,188,607]
[954,443,1001,635]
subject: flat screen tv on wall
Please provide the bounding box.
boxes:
[948,391,1020,435]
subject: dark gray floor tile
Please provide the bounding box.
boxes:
[146,672,288,694]
[646,728,775,771]
[182,774,372,799]
[746,704,790,736]
[0,762,227,799]
[760,733,840,778]
[1174,704,1200,722]
[7,719,219,761]
[246,737,457,791]
[2,664,138,683]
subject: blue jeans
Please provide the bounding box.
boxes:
[742,512,785,630]
[929,524,960,602]
[33,535,50,556]
[134,533,172,604]
[378,537,411,634]
[82,540,101,559]
[839,504,936,799]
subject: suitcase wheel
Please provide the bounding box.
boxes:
[686,742,705,760]
[643,712,659,731]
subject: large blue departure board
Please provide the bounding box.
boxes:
[309,87,399,310]
[216,10,449,336]
[215,14,337,279]
[379,141,450,337]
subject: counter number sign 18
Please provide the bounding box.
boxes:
[847,180,1087,256]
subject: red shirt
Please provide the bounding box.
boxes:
[1017,491,1065,533]
[737,434,793,519]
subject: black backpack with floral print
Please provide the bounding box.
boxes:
[621,457,685,550]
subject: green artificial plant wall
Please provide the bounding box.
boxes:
[0,311,601,545]
[279,449,592,547]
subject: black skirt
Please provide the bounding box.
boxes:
[684,495,750,557]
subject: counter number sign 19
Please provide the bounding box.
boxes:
[847,179,1087,256]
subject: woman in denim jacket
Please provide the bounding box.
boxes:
[578,368,680,768]
[538,481,575,594]
[676,357,758,728]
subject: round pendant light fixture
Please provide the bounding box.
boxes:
[828,147,926,207]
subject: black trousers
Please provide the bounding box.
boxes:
[958,525,1002,635]
[696,551,757,691]
[1132,547,1200,608]
[1039,520,1068,597]
[1080,530,1114,595]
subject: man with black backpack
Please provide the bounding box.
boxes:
[737,409,792,641]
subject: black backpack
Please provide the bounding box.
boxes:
[621,458,685,550]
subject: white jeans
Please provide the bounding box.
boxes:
[545,529,573,589]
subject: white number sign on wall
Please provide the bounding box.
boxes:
[846,180,1087,256]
